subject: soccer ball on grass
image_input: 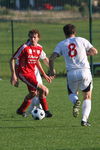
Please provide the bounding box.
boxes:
[31,107,45,120]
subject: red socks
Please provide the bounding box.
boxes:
[18,99,32,112]
[40,98,48,111]
[18,98,48,112]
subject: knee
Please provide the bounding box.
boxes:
[30,91,36,97]
[39,87,49,97]
[83,92,91,100]
[24,91,36,101]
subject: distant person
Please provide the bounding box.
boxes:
[49,24,98,126]
[10,29,53,118]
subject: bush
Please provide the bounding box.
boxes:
[64,4,71,11]
[79,2,88,17]
[64,4,79,12]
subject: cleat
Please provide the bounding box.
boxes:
[45,111,53,118]
[73,100,81,117]
[16,109,24,115]
[16,109,28,117]
[81,121,91,127]
[22,112,29,117]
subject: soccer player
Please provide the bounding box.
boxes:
[26,50,52,116]
[49,24,98,126]
[15,49,51,117]
[10,29,52,118]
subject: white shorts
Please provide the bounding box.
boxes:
[67,69,93,93]
[35,67,42,84]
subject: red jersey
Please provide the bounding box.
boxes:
[13,41,43,74]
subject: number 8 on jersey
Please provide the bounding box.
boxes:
[68,43,77,58]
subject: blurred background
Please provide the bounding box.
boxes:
[0,0,100,78]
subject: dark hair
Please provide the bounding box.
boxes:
[63,24,76,37]
[28,29,40,38]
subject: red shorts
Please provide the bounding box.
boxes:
[18,72,38,92]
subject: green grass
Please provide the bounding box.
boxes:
[0,19,100,150]
[0,77,100,150]
[0,19,100,78]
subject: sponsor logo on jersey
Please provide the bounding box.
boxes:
[29,49,32,54]
[37,50,40,55]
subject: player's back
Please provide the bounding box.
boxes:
[55,37,92,71]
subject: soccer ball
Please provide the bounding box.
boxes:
[31,107,45,120]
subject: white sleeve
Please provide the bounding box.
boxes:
[54,43,62,55]
[40,50,46,59]
[83,38,93,51]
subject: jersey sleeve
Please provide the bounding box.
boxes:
[13,44,27,59]
[83,38,93,51]
[54,42,62,55]
[40,50,46,59]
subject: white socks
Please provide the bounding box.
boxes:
[69,93,78,104]
[82,99,91,122]
[27,96,40,114]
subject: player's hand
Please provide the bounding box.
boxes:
[43,74,52,83]
[49,75,55,80]
[38,83,49,96]
[48,69,56,79]
[10,74,19,87]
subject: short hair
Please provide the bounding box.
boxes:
[63,24,76,36]
[28,29,40,38]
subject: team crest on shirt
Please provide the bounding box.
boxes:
[29,49,32,54]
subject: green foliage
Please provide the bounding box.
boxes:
[64,4,72,10]
[79,2,88,17]
[64,4,79,12]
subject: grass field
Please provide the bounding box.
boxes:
[0,77,100,150]
[0,19,100,150]
[0,19,100,78]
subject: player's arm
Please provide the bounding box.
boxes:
[10,57,19,87]
[49,52,59,76]
[86,47,98,56]
[40,50,49,67]
[42,57,49,67]
[36,60,52,83]
[42,57,56,75]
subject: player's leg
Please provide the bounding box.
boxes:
[16,73,38,116]
[24,79,51,117]
[38,84,52,117]
[27,95,42,115]
[67,84,81,117]
[80,69,93,126]
[68,85,78,104]
[27,69,43,115]
[67,70,81,117]
[81,83,92,126]
[16,91,36,116]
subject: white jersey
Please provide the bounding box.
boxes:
[54,37,93,71]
